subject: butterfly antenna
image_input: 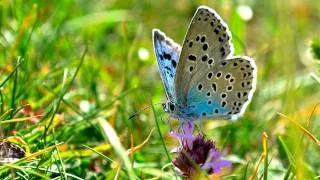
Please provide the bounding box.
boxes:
[128,102,163,120]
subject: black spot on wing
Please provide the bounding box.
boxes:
[171,60,177,68]
[164,66,171,71]
[159,54,164,60]
[163,52,171,60]
[188,55,197,61]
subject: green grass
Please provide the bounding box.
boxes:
[0,0,320,179]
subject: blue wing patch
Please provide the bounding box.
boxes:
[187,87,231,119]
[153,29,181,101]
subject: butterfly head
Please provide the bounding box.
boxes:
[162,101,176,113]
[162,101,197,121]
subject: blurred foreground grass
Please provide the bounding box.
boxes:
[0,0,320,179]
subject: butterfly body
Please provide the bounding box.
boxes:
[153,6,257,122]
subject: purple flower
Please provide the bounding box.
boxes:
[170,122,231,177]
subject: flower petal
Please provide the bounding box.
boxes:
[182,122,195,149]
[182,122,194,135]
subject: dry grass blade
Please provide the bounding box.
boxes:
[0,115,43,125]
[249,132,269,180]
[127,128,155,155]
[262,132,268,180]
[277,112,320,147]
[81,144,114,163]
[98,118,135,179]
[25,142,64,160]
[57,142,111,158]
[249,153,264,180]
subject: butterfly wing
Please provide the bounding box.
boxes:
[173,6,256,121]
[187,56,257,120]
[174,6,234,105]
[153,29,181,101]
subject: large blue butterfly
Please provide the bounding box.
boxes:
[153,6,257,122]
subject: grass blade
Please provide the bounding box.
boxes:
[150,101,178,179]
[262,132,268,180]
[98,118,135,179]
[81,144,114,163]
[0,57,24,88]
[278,112,320,147]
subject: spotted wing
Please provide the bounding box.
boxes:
[187,57,257,120]
[174,5,234,105]
[153,29,181,101]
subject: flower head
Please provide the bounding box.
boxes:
[171,122,231,177]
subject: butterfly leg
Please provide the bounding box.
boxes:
[197,119,206,137]
[167,116,174,132]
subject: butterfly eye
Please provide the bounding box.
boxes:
[169,102,175,111]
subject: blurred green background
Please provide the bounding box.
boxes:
[0,0,319,179]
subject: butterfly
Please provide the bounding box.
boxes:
[0,141,26,164]
[152,5,257,121]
